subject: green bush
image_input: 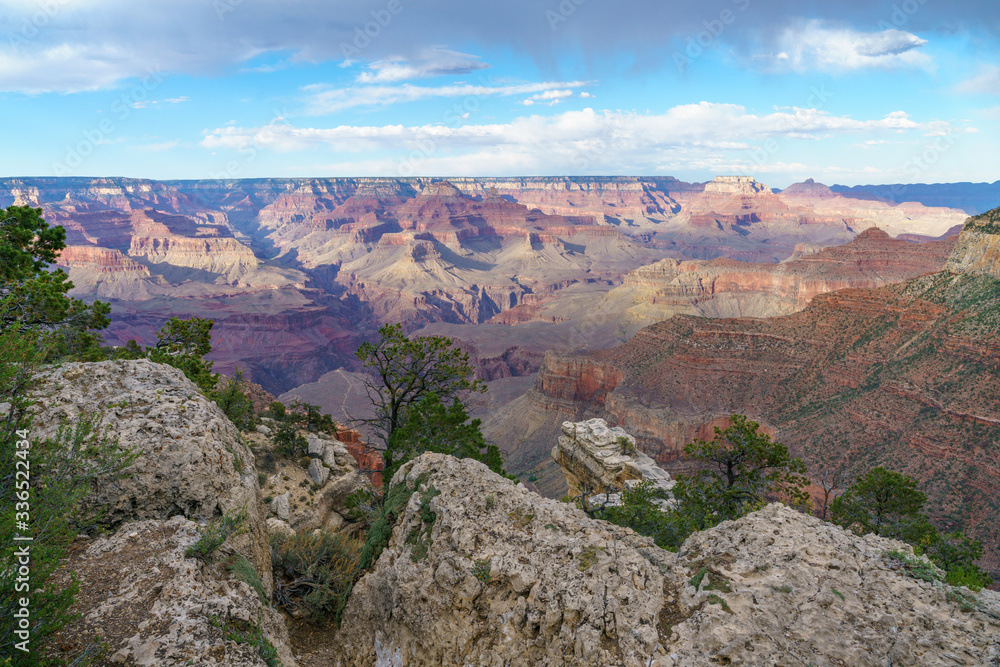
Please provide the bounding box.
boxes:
[268,401,286,421]
[272,423,308,460]
[383,392,506,483]
[271,530,361,623]
[211,367,255,431]
[185,508,248,561]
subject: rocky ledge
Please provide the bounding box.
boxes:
[334,452,1000,666]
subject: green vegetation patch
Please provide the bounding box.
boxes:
[185,508,248,561]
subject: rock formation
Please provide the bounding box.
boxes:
[333,452,1000,666]
[0,175,973,402]
[30,359,273,590]
[600,227,955,326]
[251,429,372,535]
[49,517,297,667]
[552,418,674,502]
[30,359,299,665]
[945,208,1000,278]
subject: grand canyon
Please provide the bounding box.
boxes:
[7,174,1000,555]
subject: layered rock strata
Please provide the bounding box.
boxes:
[552,418,675,502]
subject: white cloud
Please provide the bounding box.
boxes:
[303,80,589,113]
[356,48,490,83]
[769,22,930,72]
[202,102,946,175]
[522,89,573,106]
[955,65,1000,94]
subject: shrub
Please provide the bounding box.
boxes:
[185,508,248,561]
[472,558,492,583]
[268,401,286,421]
[272,423,308,459]
[271,530,361,623]
[211,367,255,430]
[383,392,506,483]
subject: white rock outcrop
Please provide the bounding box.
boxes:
[334,453,676,666]
[552,418,674,505]
[30,359,273,593]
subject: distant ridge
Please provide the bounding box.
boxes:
[831,181,1000,216]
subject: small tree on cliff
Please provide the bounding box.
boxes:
[354,323,484,449]
[674,415,810,524]
[383,392,505,482]
[830,467,935,544]
[147,316,217,394]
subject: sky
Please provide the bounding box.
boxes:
[0,0,998,186]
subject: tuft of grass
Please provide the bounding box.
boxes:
[228,554,266,605]
[704,575,732,594]
[405,484,440,562]
[689,567,708,591]
[770,584,793,594]
[576,546,603,572]
[210,615,281,667]
[884,549,941,583]
[185,508,248,561]
[706,594,731,613]
[508,505,534,529]
[832,588,844,601]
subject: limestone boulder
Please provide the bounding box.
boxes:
[30,359,273,594]
[49,516,297,667]
[334,452,671,666]
[662,503,1000,665]
[334,453,1000,666]
[552,418,674,504]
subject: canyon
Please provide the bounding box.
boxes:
[7,175,999,570]
[1,175,970,392]
[491,209,1000,572]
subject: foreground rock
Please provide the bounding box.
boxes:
[665,504,999,666]
[31,359,273,593]
[335,453,672,666]
[50,516,297,666]
[335,453,999,666]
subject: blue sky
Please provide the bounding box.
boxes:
[0,0,997,186]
